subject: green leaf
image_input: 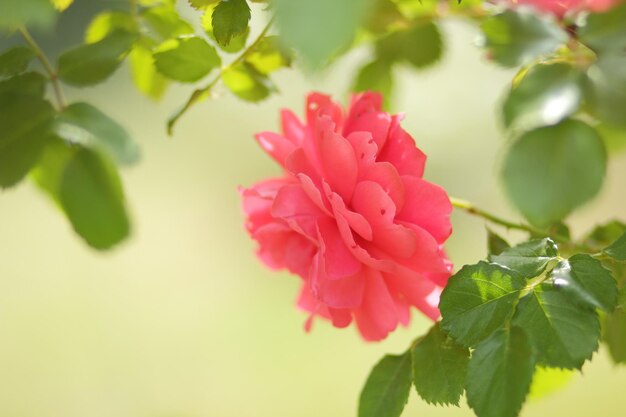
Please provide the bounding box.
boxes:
[375,21,443,69]
[411,324,469,406]
[0,46,35,77]
[578,3,626,52]
[584,220,626,249]
[202,8,249,53]
[129,40,169,100]
[502,63,584,130]
[490,238,558,277]
[0,72,47,97]
[502,119,606,227]
[52,0,73,12]
[480,9,568,68]
[465,327,535,417]
[0,94,54,187]
[212,0,251,47]
[246,36,292,74]
[605,232,626,261]
[0,0,56,29]
[604,288,626,363]
[359,351,412,417]
[596,123,626,154]
[189,0,220,9]
[57,102,140,166]
[58,30,137,87]
[584,55,626,128]
[487,228,510,256]
[353,59,393,109]
[222,63,273,102]
[274,0,370,68]
[59,147,130,249]
[552,255,618,312]
[440,262,525,347]
[84,11,136,43]
[153,36,221,83]
[31,136,74,205]
[141,5,195,41]
[513,282,600,369]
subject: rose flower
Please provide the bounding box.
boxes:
[241,92,453,341]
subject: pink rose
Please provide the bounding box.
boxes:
[241,92,453,341]
[506,0,623,17]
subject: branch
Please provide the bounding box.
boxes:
[167,17,275,135]
[19,27,66,110]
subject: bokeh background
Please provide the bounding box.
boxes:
[1,2,626,416]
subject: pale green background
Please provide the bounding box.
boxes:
[1,9,626,417]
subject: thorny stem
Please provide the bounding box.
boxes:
[167,17,275,135]
[450,197,571,244]
[19,27,66,110]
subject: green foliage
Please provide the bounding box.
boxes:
[130,40,170,100]
[85,11,137,44]
[439,262,525,347]
[0,0,56,29]
[503,63,584,130]
[33,141,130,250]
[0,94,54,187]
[359,351,412,417]
[605,232,626,261]
[411,324,469,406]
[246,36,292,75]
[605,288,626,363]
[153,36,221,82]
[578,4,626,53]
[0,46,35,77]
[585,55,626,128]
[502,119,607,227]
[57,102,140,166]
[222,63,274,102]
[202,7,249,53]
[0,72,47,97]
[273,0,370,68]
[487,229,510,256]
[490,238,558,277]
[58,30,137,86]
[211,0,251,47]
[465,328,535,417]
[480,9,568,68]
[353,59,393,108]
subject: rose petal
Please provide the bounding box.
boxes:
[378,116,426,177]
[360,162,405,212]
[318,129,358,203]
[354,269,399,341]
[317,217,362,279]
[281,109,306,145]
[255,131,297,167]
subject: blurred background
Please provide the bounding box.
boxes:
[1,2,626,417]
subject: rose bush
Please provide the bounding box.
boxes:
[242,92,453,341]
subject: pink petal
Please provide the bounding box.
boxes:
[306,92,343,132]
[297,173,332,216]
[351,180,397,227]
[346,131,378,168]
[378,116,426,177]
[397,176,452,243]
[324,183,373,241]
[328,308,352,328]
[354,269,399,341]
[255,132,297,167]
[281,109,306,145]
[360,162,405,212]
[318,129,358,203]
[317,217,362,279]
[385,270,441,321]
[344,112,391,151]
[271,184,323,219]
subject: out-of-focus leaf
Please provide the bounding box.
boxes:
[376,21,443,69]
[465,327,535,417]
[153,36,221,83]
[0,94,54,187]
[529,367,575,400]
[359,351,412,417]
[58,30,137,86]
[0,72,47,97]
[274,0,370,68]
[353,59,393,108]
[480,9,568,68]
[57,102,140,166]
[222,63,273,102]
[130,40,169,100]
[490,238,558,277]
[411,323,469,406]
[596,123,626,154]
[202,7,249,53]
[364,0,406,34]
[513,281,600,369]
[0,46,35,77]
[188,0,220,9]
[141,5,195,41]
[578,3,626,52]
[487,228,510,256]
[212,0,251,47]
[52,0,73,11]
[440,262,525,347]
[502,63,584,130]
[0,0,56,29]
[246,36,292,74]
[584,220,626,249]
[85,11,136,43]
[605,232,626,262]
[585,55,626,128]
[502,119,606,227]
[604,287,626,364]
